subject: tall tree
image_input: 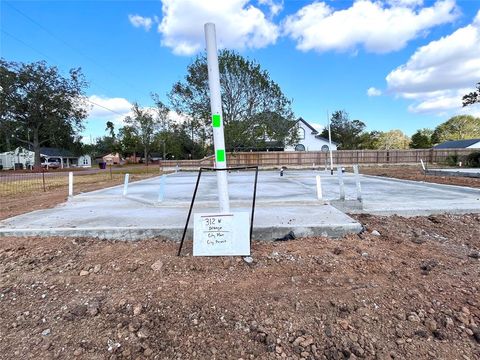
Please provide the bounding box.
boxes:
[410,128,433,149]
[0,60,88,167]
[168,49,295,151]
[462,82,480,107]
[432,115,480,143]
[376,130,410,150]
[320,110,366,150]
[124,103,159,164]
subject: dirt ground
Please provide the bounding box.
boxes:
[359,166,480,189]
[1,214,479,360]
[0,172,160,221]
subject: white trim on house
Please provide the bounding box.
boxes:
[285,118,338,152]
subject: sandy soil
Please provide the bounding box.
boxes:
[360,166,480,189]
[0,214,479,359]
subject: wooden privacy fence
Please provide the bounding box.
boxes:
[160,149,477,169]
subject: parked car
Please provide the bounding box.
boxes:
[42,158,61,169]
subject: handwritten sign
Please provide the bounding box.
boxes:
[193,212,250,256]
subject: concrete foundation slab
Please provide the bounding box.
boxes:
[1,170,479,241]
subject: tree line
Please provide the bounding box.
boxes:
[1,54,479,168]
[322,111,480,150]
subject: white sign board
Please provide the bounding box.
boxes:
[193,212,250,256]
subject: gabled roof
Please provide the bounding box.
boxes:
[40,147,74,157]
[297,117,319,134]
[434,138,480,149]
[296,117,339,145]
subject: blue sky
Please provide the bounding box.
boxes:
[1,0,479,142]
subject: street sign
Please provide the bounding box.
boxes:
[193,212,250,256]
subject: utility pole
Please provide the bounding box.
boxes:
[327,111,334,175]
[205,23,230,213]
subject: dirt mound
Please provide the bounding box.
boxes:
[0,214,479,359]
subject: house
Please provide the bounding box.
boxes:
[434,139,480,149]
[0,147,91,170]
[40,147,91,168]
[96,152,122,165]
[0,147,34,170]
[285,118,338,152]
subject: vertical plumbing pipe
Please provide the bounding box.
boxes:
[68,172,73,197]
[157,175,166,202]
[353,164,362,202]
[316,175,322,200]
[205,23,230,213]
[337,166,345,201]
[123,173,129,196]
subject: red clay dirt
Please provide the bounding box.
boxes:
[1,214,479,359]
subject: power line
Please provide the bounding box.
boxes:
[1,28,123,102]
[2,30,130,117]
[4,0,143,94]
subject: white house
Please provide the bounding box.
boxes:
[285,118,338,152]
[0,147,34,170]
[434,138,480,149]
[0,147,92,170]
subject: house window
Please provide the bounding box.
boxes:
[321,145,329,152]
[295,144,305,151]
[83,157,89,165]
[298,127,305,140]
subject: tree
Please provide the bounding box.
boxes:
[320,110,366,149]
[0,60,88,168]
[124,103,159,164]
[168,49,295,151]
[463,82,480,107]
[410,128,433,149]
[432,115,480,143]
[105,121,115,138]
[358,131,381,149]
[375,130,410,150]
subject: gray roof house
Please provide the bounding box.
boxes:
[434,139,480,149]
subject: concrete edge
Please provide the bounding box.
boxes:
[0,222,363,241]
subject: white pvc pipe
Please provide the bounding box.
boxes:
[205,23,230,213]
[420,159,426,171]
[353,164,362,202]
[337,166,345,200]
[327,112,334,175]
[68,172,73,197]
[316,175,322,200]
[123,173,129,196]
[157,176,166,202]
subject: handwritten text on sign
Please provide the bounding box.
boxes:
[193,212,250,256]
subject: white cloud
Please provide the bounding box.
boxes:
[128,14,153,31]
[258,0,283,17]
[283,0,459,54]
[386,0,424,7]
[157,0,279,55]
[367,87,382,96]
[386,10,480,115]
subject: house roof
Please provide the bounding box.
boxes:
[295,117,339,145]
[297,117,319,134]
[40,147,74,157]
[434,138,480,149]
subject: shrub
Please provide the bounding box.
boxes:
[464,152,480,167]
[444,154,458,166]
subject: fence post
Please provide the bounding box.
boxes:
[68,172,73,197]
[42,169,46,192]
[123,173,129,196]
